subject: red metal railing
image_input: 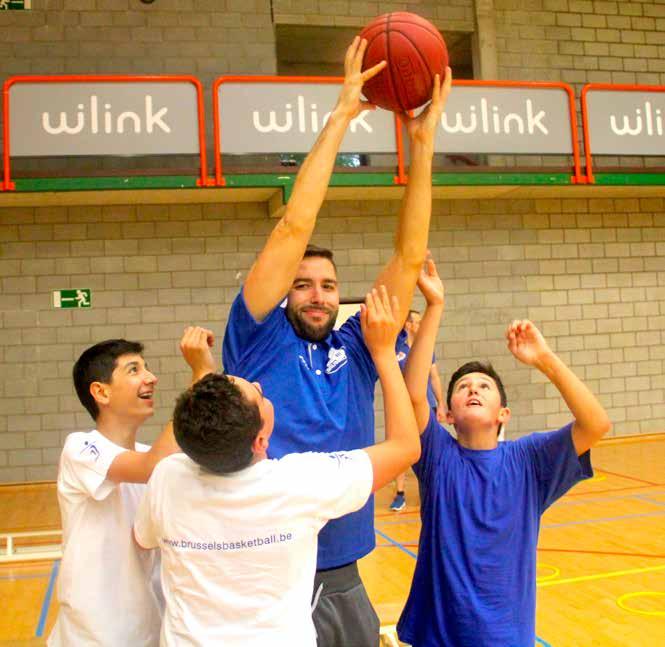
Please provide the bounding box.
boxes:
[2,74,210,191]
[581,83,665,184]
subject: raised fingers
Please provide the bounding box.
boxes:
[361,59,387,82]
[344,36,360,74]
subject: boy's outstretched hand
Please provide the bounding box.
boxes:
[506,320,553,369]
[180,326,216,384]
[360,285,401,358]
[417,256,444,308]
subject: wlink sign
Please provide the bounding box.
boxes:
[585,88,665,156]
[9,81,200,157]
[429,85,574,155]
[216,80,575,156]
[217,81,398,154]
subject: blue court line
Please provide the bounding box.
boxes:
[374,527,417,559]
[542,509,665,529]
[35,559,59,637]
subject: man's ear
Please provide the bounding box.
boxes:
[445,407,455,425]
[90,382,110,407]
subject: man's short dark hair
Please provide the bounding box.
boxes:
[73,339,144,421]
[303,244,336,271]
[173,373,262,474]
[446,361,508,409]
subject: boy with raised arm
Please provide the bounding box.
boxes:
[48,329,209,646]
[133,288,419,646]
[396,260,612,647]
[222,36,451,645]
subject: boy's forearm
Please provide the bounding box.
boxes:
[147,421,179,464]
[430,364,444,407]
[404,304,443,401]
[107,422,179,484]
[535,351,611,450]
[374,352,420,454]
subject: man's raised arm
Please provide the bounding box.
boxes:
[243,38,387,321]
[373,69,452,327]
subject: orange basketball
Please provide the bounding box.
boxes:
[360,12,449,113]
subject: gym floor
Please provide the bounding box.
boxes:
[1,433,664,647]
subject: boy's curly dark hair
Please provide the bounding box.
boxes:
[173,373,262,474]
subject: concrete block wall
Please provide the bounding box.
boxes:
[0,1,663,485]
[495,0,665,85]
[1,197,664,482]
[0,0,277,146]
[271,0,474,30]
[0,0,275,78]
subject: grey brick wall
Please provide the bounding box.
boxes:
[496,0,665,85]
[271,0,474,31]
[1,198,664,481]
[0,1,664,483]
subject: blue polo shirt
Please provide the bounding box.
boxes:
[222,291,379,569]
[397,412,592,647]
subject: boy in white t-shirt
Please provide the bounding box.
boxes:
[133,287,420,647]
[48,329,203,647]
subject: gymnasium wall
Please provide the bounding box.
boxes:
[0,0,664,482]
[495,0,665,85]
[1,197,664,482]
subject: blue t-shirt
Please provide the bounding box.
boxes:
[396,338,438,410]
[397,412,592,647]
[222,291,380,569]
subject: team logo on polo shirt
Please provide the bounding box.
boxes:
[326,347,348,374]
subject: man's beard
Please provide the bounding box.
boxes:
[286,305,338,342]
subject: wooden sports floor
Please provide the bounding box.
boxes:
[1,434,663,646]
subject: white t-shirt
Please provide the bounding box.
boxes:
[48,430,163,647]
[134,449,373,647]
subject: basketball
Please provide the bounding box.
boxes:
[360,12,449,113]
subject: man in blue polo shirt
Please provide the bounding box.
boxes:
[396,259,612,647]
[222,37,452,646]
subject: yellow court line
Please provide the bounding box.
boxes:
[536,563,561,582]
[537,564,665,588]
[617,591,665,617]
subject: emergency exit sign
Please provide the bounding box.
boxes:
[0,1,32,9]
[53,289,91,309]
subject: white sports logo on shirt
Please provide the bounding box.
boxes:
[326,348,348,374]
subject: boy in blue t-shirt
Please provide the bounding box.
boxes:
[397,259,612,647]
